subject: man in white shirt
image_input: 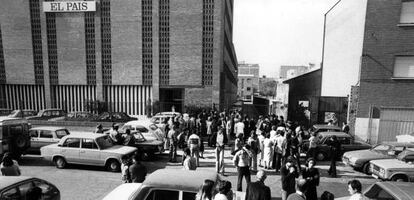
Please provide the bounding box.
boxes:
[188,131,201,167]
[215,127,226,175]
[234,118,245,137]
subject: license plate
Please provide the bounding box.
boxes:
[372,174,379,179]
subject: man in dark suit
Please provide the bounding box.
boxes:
[245,170,271,200]
[129,153,147,183]
[287,179,307,200]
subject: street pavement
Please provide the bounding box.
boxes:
[19,141,377,200]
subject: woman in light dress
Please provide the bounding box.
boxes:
[263,133,274,169]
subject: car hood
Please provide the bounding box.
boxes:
[101,145,137,154]
[137,139,164,146]
[344,149,390,161]
[370,159,413,168]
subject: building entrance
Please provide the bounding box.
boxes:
[159,88,184,113]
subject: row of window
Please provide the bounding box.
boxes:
[46,12,58,86]
[101,0,112,86]
[30,0,44,85]
[85,12,96,86]
[142,0,153,85]
[0,25,5,84]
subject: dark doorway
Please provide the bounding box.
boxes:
[159,88,184,113]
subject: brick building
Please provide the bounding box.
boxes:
[0,0,238,115]
[323,0,414,143]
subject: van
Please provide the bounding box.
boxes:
[0,117,31,159]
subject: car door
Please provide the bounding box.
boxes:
[143,189,179,200]
[38,130,55,148]
[29,129,41,151]
[338,136,352,152]
[79,138,101,165]
[61,138,81,163]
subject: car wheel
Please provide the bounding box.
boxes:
[15,135,28,149]
[106,159,120,172]
[391,175,408,182]
[362,163,371,175]
[54,157,66,169]
[316,152,326,161]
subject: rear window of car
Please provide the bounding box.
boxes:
[56,129,69,139]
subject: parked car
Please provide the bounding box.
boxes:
[0,117,31,159]
[150,115,169,132]
[343,142,414,174]
[0,109,12,116]
[8,109,38,118]
[154,112,181,117]
[303,131,371,161]
[120,120,164,141]
[370,148,414,182]
[91,112,137,123]
[0,176,60,200]
[102,169,246,200]
[27,109,66,120]
[309,124,341,135]
[336,181,414,200]
[48,111,96,121]
[27,127,70,154]
[40,132,137,172]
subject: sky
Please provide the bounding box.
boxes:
[233,0,339,78]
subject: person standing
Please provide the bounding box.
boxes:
[257,132,265,167]
[120,155,132,183]
[233,144,252,191]
[281,158,299,200]
[342,122,350,134]
[263,134,274,170]
[247,130,259,171]
[233,133,244,155]
[168,125,178,163]
[302,158,320,200]
[109,123,122,145]
[95,124,104,134]
[129,154,147,183]
[188,131,201,167]
[215,127,227,175]
[226,116,233,141]
[245,170,271,200]
[123,129,136,147]
[287,179,307,200]
[183,148,197,170]
[327,135,341,177]
[347,180,364,200]
[206,117,213,147]
[234,118,245,139]
[274,130,285,172]
[307,132,318,160]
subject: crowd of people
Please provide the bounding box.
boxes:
[156,110,358,200]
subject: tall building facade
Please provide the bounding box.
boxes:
[237,62,259,102]
[0,0,238,114]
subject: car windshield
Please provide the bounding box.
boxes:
[372,144,392,153]
[96,136,114,149]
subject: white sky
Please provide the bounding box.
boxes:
[233,0,339,78]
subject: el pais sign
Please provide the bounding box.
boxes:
[43,1,96,12]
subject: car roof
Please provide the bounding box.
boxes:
[381,142,414,147]
[30,126,67,131]
[318,131,350,137]
[143,169,218,192]
[61,132,103,139]
[103,183,142,200]
[313,124,341,130]
[365,182,414,200]
[0,117,28,124]
[0,176,36,190]
[124,120,156,128]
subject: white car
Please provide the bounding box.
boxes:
[120,120,164,142]
[102,169,245,200]
[370,148,414,182]
[40,132,137,172]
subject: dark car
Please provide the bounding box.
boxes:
[343,142,414,174]
[91,112,137,123]
[0,176,60,200]
[305,131,371,161]
[48,111,96,121]
[26,109,66,120]
[309,124,341,134]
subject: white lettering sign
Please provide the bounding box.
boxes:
[43,1,96,12]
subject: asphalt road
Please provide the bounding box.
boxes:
[19,146,376,200]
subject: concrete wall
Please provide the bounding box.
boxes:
[169,0,203,86]
[56,13,87,85]
[111,0,142,85]
[0,0,35,84]
[321,0,367,97]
